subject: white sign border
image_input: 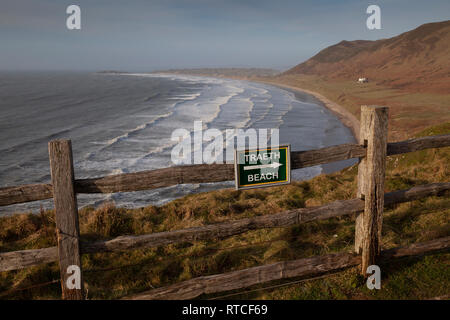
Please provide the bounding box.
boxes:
[234,144,291,190]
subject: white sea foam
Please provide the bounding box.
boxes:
[134,94,237,164]
[0,72,356,215]
[166,93,201,100]
[84,111,175,162]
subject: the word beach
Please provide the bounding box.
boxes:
[235,145,290,190]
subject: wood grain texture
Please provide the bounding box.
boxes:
[0,247,58,272]
[74,145,366,194]
[74,163,235,194]
[1,182,448,272]
[355,106,388,275]
[123,236,450,300]
[83,183,448,255]
[48,140,84,300]
[81,198,365,254]
[380,236,450,259]
[0,183,53,207]
[290,144,365,168]
[387,134,450,156]
[0,135,448,207]
[124,252,362,300]
[384,182,450,205]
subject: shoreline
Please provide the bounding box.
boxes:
[155,72,361,171]
[159,72,360,142]
[245,79,360,141]
[210,75,361,174]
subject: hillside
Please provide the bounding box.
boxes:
[1,20,449,301]
[284,20,450,94]
[151,21,450,141]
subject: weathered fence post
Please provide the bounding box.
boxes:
[355,106,388,275]
[48,140,84,300]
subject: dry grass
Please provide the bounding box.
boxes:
[0,123,448,300]
[258,75,450,142]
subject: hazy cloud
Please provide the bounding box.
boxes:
[1,0,449,71]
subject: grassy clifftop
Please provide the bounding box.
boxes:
[1,123,448,300]
[284,21,450,94]
[259,74,450,142]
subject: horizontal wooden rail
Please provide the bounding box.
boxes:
[81,198,364,254]
[0,183,53,207]
[75,163,235,194]
[0,247,58,272]
[1,182,448,272]
[0,134,448,207]
[123,236,450,300]
[80,182,450,253]
[387,134,450,156]
[290,143,365,168]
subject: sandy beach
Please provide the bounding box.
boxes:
[180,73,362,142]
[254,80,360,141]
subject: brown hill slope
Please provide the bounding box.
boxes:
[284,20,450,93]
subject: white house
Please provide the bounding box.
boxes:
[358,77,369,83]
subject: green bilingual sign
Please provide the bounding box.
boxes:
[234,145,291,190]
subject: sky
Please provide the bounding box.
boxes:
[1,0,449,71]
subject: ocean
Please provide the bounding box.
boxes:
[0,71,356,215]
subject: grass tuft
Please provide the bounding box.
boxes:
[0,123,448,299]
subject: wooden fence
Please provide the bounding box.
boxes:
[0,106,449,300]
